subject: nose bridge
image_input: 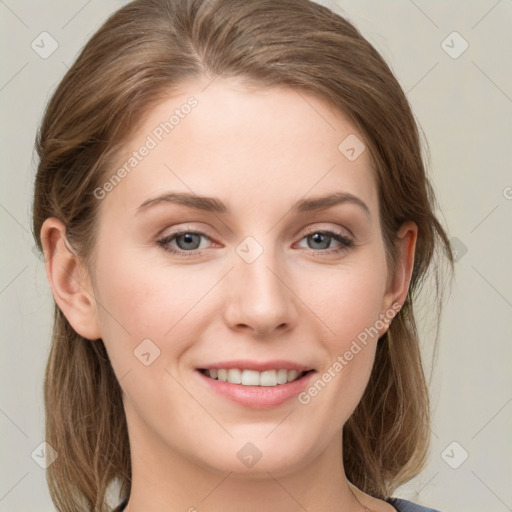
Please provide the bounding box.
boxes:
[224,234,296,335]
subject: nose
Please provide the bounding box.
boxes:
[222,243,299,338]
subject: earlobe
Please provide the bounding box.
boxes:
[40,218,101,340]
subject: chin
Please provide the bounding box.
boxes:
[186,434,316,478]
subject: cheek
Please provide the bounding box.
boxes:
[296,255,388,413]
[91,249,219,365]
[304,257,388,344]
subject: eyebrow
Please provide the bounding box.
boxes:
[137,191,371,218]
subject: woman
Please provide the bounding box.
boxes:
[32,0,454,511]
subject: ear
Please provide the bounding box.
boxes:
[379,221,418,333]
[40,218,101,340]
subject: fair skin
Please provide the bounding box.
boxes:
[41,77,416,512]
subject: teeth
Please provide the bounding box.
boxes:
[260,370,277,387]
[227,368,242,384]
[241,369,260,386]
[276,369,288,384]
[204,368,306,386]
[287,370,299,382]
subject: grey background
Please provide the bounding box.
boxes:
[1,1,511,511]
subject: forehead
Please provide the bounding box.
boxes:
[100,77,377,219]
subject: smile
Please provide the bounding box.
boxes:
[200,368,310,386]
[196,364,316,409]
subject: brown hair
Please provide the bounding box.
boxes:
[32,0,454,510]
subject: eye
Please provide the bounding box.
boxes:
[157,229,214,255]
[156,228,354,257]
[296,230,353,255]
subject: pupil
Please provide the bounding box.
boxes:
[310,233,329,249]
[179,233,199,249]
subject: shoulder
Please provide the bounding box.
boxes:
[387,497,444,512]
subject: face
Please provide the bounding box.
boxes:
[73,77,408,478]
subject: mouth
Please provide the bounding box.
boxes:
[195,361,316,409]
[198,368,313,386]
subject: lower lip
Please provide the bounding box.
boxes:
[196,370,316,409]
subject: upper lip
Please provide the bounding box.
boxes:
[198,360,314,372]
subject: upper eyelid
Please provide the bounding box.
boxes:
[301,226,352,238]
[159,225,351,238]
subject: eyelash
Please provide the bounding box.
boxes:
[156,228,354,256]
